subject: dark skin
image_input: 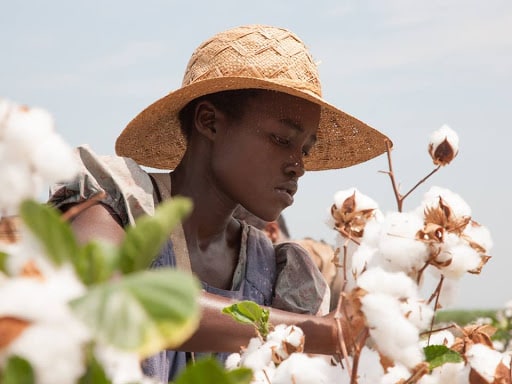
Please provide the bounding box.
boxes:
[69,91,352,356]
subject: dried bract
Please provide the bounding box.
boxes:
[451,324,496,355]
[330,189,379,240]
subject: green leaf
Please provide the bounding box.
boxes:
[75,241,119,285]
[225,367,254,383]
[70,268,201,358]
[423,344,463,370]
[173,358,253,384]
[0,251,8,275]
[78,344,110,384]
[19,199,79,266]
[119,197,193,273]
[1,355,35,384]
[222,301,270,338]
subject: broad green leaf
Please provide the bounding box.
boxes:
[423,344,463,370]
[78,344,110,384]
[1,355,35,384]
[222,301,270,338]
[173,358,253,384]
[119,197,193,273]
[70,269,200,358]
[0,251,8,275]
[225,367,254,383]
[75,241,119,285]
[19,199,79,266]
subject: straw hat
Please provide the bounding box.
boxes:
[115,24,390,171]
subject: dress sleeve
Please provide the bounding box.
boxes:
[48,144,155,227]
[272,241,331,315]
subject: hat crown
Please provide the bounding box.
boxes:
[182,25,323,97]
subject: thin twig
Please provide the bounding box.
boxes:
[400,166,441,202]
[335,294,352,376]
[381,139,404,212]
[381,138,442,212]
[61,191,107,221]
[427,275,445,345]
[350,328,369,384]
[420,324,457,342]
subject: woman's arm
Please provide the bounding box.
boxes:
[180,291,339,355]
[68,204,344,356]
[68,203,126,245]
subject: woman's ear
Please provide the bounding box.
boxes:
[194,100,217,140]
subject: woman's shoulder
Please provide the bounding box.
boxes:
[49,145,156,226]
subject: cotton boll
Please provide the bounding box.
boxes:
[428,124,459,166]
[43,263,87,302]
[0,321,89,384]
[242,337,264,355]
[329,187,381,241]
[225,353,242,370]
[420,330,455,348]
[0,162,37,212]
[31,133,79,183]
[376,212,429,274]
[357,267,418,299]
[346,346,385,383]
[266,324,304,361]
[420,186,471,218]
[4,228,52,275]
[0,268,86,325]
[466,344,510,383]
[493,340,505,352]
[350,242,377,282]
[346,188,379,212]
[463,220,493,254]
[361,293,424,368]
[400,299,434,331]
[0,98,12,127]
[437,276,459,307]
[94,344,148,384]
[439,242,482,279]
[418,362,469,384]
[3,105,55,158]
[240,338,275,372]
[380,363,411,384]
[252,365,276,384]
[360,216,383,248]
[271,353,342,384]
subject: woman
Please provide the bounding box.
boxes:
[50,24,389,381]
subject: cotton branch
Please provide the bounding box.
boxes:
[380,139,441,212]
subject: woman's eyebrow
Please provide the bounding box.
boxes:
[281,118,317,146]
[280,118,304,133]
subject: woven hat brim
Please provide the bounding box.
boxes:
[115,77,391,171]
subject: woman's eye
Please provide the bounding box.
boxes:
[272,135,289,146]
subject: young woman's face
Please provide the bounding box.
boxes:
[211,91,321,222]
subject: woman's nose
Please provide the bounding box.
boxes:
[284,157,305,178]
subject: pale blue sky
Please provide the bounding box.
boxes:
[2,0,511,309]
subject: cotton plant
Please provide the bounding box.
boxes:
[322,124,510,383]
[0,99,226,384]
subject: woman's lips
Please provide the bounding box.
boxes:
[275,181,297,206]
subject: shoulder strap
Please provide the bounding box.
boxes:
[149,173,192,274]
